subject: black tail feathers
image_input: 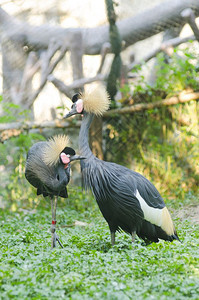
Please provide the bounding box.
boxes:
[137,220,181,243]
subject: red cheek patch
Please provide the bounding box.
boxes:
[60,153,70,164]
[76,99,83,113]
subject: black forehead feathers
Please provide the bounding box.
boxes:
[72,93,81,103]
[62,147,76,156]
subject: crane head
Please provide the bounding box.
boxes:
[64,84,110,118]
[60,146,85,169]
[64,93,84,118]
[42,135,85,167]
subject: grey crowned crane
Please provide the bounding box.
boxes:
[25,135,84,248]
[64,85,180,245]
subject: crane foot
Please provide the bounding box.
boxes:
[51,230,64,249]
[55,232,64,248]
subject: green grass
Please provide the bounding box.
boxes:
[0,191,199,300]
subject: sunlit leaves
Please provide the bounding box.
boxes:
[0,204,199,299]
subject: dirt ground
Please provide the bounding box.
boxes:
[175,205,199,224]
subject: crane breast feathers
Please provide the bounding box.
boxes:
[42,135,70,166]
[82,85,111,116]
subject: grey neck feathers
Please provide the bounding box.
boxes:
[79,112,95,160]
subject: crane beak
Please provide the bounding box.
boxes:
[70,155,86,162]
[64,106,78,118]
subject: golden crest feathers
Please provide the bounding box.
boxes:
[42,135,70,166]
[82,84,110,116]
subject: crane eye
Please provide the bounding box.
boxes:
[56,174,60,181]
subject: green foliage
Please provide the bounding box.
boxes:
[105,47,199,198]
[0,133,45,209]
[0,98,31,123]
[131,47,199,99]
[0,198,199,299]
[56,105,66,118]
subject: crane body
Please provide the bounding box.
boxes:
[26,141,72,198]
[64,86,180,245]
[25,135,84,248]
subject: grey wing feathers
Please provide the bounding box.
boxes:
[128,171,165,209]
[82,158,165,214]
[82,159,144,219]
[103,161,165,209]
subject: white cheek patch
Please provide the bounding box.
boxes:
[60,153,70,164]
[76,99,84,113]
[135,189,163,227]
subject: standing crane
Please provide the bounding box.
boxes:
[64,85,180,245]
[25,134,84,248]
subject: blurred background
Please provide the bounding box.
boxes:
[0,0,198,211]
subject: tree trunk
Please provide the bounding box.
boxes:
[1,33,30,105]
[0,0,199,104]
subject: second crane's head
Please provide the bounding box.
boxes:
[64,84,110,118]
[42,135,85,186]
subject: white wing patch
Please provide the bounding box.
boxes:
[135,189,175,236]
[135,189,163,227]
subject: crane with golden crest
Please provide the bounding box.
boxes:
[64,85,180,245]
[25,135,85,248]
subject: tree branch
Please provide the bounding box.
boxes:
[181,8,199,41]
[0,119,81,142]
[1,1,199,105]
[97,42,111,74]
[1,91,198,142]
[103,91,199,116]
[26,39,69,108]
[127,34,195,71]
[1,0,199,55]
[48,74,106,98]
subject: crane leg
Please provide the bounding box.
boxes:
[51,197,56,248]
[111,232,115,246]
[131,232,136,243]
[50,196,63,249]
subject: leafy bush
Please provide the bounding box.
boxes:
[0,132,45,210]
[0,97,30,123]
[0,203,199,299]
